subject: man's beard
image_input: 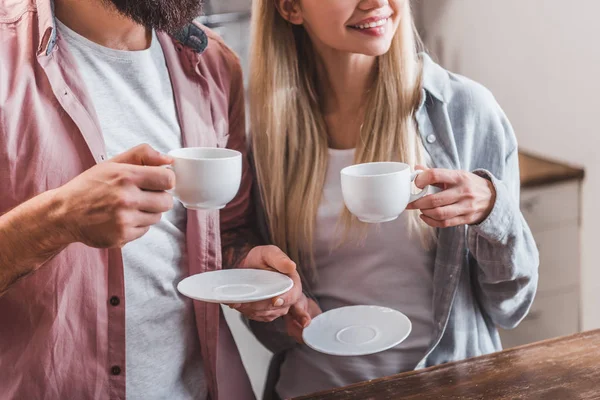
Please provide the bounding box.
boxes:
[105,0,204,33]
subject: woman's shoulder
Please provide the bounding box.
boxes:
[420,53,517,155]
[421,53,501,120]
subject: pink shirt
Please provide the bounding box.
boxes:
[0,1,254,399]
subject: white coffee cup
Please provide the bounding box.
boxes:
[340,162,430,223]
[167,147,242,210]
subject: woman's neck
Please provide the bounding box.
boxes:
[316,49,376,115]
[314,45,377,149]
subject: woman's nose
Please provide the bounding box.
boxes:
[358,0,391,12]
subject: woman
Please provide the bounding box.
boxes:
[241,0,539,398]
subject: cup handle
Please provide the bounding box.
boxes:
[163,165,175,195]
[409,170,429,203]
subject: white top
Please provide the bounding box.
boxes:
[57,21,206,399]
[276,148,435,399]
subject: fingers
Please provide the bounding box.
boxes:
[420,213,470,228]
[420,204,468,222]
[136,190,174,213]
[284,315,305,344]
[414,168,460,190]
[406,188,461,210]
[231,281,301,315]
[270,271,302,309]
[232,305,291,322]
[230,299,272,315]
[227,286,302,322]
[111,144,173,167]
[247,246,303,308]
[289,301,311,328]
[131,166,176,192]
[132,211,163,228]
[112,226,151,248]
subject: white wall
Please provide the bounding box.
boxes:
[417,0,598,329]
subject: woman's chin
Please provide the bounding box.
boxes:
[353,44,393,57]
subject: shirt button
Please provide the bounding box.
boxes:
[111,366,122,376]
[100,154,105,161]
[109,296,120,307]
[426,134,437,144]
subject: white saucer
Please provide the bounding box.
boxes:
[177,269,294,304]
[302,305,412,356]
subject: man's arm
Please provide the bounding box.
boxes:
[0,145,175,297]
[0,190,71,296]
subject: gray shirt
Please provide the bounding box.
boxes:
[276,148,435,398]
[57,21,207,400]
[249,53,539,397]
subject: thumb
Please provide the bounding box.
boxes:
[111,144,173,167]
[260,246,297,275]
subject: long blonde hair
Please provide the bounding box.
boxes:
[250,1,434,279]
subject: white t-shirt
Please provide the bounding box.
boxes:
[57,21,206,400]
[276,148,435,399]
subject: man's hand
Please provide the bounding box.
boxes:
[56,144,175,248]
[0,144,175,296]
[228,245,310,323]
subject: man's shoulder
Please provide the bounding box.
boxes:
[173,21,243,91]
[0,0,38,25]
[194,22,241,74]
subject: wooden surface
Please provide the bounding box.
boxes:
[519,151,584,188]
[295,330,600,400]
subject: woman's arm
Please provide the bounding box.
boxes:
[467,145,539,329]
[411,87,539,329]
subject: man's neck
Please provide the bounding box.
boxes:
[54,0,151,51]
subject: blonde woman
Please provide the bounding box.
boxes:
[237,0,539,398]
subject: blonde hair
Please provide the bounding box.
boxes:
[250,1,434,280]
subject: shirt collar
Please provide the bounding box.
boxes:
[420,53,448,104]
[36,0,56,56]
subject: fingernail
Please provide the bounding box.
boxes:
[302,317,310,327]
[274,298,284,307]
[231,304,240,309]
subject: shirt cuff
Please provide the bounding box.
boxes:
[470,169,516,243]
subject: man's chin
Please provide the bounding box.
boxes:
[104,0,203,33]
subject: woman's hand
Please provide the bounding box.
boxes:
[284,295,323,344]
[406,167,496,228]
[226,245,309,323]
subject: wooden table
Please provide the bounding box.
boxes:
[519,151,584,189]
[294,330,600,400]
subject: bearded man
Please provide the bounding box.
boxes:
[0,1,306,399]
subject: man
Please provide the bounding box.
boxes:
[0,0,307,398]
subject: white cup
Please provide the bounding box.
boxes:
[167,147,242,210]
[340,162,430,223]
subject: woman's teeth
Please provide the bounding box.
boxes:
[351,18,388,30]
